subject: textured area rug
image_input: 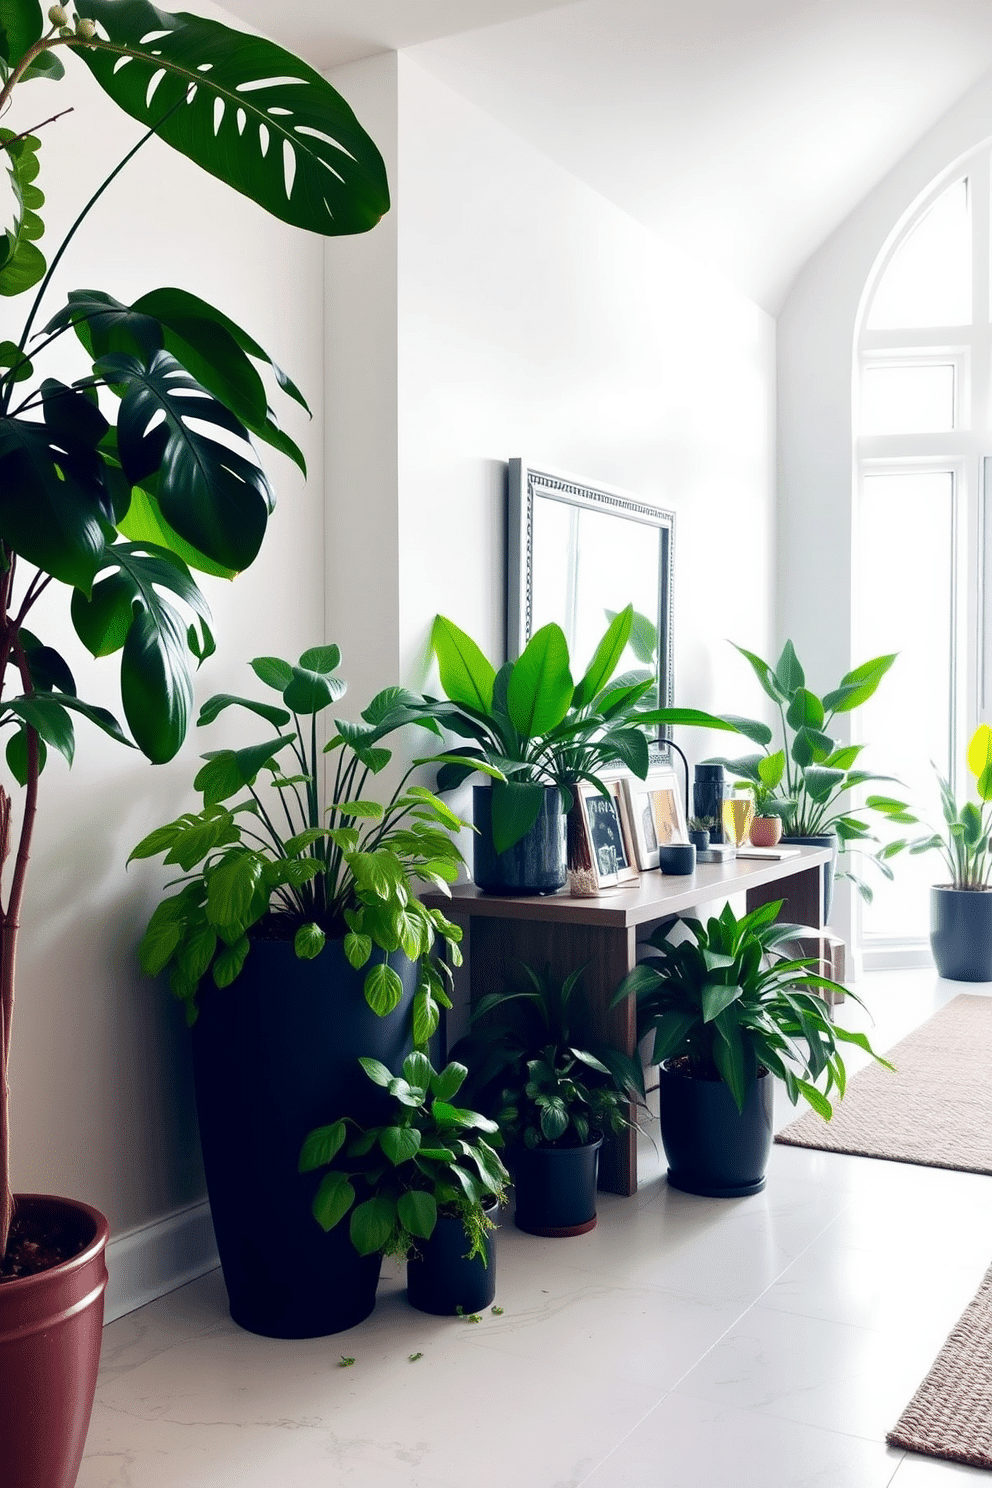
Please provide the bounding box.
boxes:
[887,1262,992,1469]
[774,994,992,1174]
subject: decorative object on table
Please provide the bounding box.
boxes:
[299,1053,509,1318]
[658,843,696,875]
[704,640,916,915]
[904,726,992,981]
[620,765,688,870]
[695,843,736,863]
[577,779,639,891]
[775,994,992,1174]
[131,648,468,1336]
[0,3,387,1477]
[749,814,784,847]
[613,900,890,1196]
[451,964,644,1237]
[422,608,728,895]
[687,816,716,852]
[721,787,756,850]
[693,764,728,843]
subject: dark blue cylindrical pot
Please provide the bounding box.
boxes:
[659,1063,774,1198]
[693,765,726,844]
[512,1135,603,1236]
[473,785,566,895]
[780,832,837,924]
[191,937,417,1337]
[407,1204,498,1315]
[930,886,992,981]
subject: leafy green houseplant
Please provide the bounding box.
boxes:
[0,0,388,1286]
[613,900,892,1196]
[705,640,916,900]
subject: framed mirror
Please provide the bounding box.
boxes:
[506,459,675,712]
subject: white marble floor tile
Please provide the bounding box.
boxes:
[890,1452,992,1483]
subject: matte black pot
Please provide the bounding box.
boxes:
[931,885,992,981]
[659,1062,774,1198]
[191,937,417,1337]
[407,1204,498,1315]
[512,1135,603,1236]
[780,832,837,924]
[473,785,566,895]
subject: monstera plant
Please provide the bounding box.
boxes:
[0,0,388,1293]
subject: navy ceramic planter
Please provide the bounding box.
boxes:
[473,785,566,895]
[659,1063,774,1198]
[407,1204,498,1315]
[191,937,417,1337]
[780,832,837,924]
[512,1135,603,1236]
[930,886,992,981]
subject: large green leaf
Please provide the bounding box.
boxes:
[731,643,787,703]
[0,127,45,297]
[785,688,825,731]
[507,623,572,738]
[490,779,547,855]
[193,737,294,804]
[74,0,389,235]
[572,606,632,710]
[431,615,495,714]
[0,0,43,66]
[826,653,896,712]
[774,640,805,696]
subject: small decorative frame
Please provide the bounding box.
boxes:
[620,767,688,871]
[576,780,639,890]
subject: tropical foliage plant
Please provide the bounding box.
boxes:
[131,647,481,1047]
[452,963,645,1149]
[905,725,992,889]
[613,900,891,1119]
[423,605,737,854]
[299,1052,509,1264]
[705,640,916,896]
[0,0,388,1256]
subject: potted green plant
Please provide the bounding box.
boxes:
[130,645,477,1337]
[424,606,736,894]
[613,899,892,1197]
[0,3,387,1481]
[705,640,916,915]
[904,725,992,981]
[299,1052,509,1317]
[734,775,783,847]
[452,963,644,1236]
[687,815,716,852]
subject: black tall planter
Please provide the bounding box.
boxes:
[931,885,992,981]
[780,832,837,924]
[659,1062,774,1198]
[190,938,417,1338]
[473,785,566,895]
[407,1205,498,1315]
[512,1136,603,1236]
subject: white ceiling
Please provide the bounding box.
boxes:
[221,0,992,312]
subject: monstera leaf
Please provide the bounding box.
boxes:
[73,0,389,235]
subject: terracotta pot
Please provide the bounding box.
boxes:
[0,1194,110,1488]
[749,816,783,847]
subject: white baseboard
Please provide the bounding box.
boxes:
[105,1200,219,1323]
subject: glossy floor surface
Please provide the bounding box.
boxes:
[80,970,992,1487]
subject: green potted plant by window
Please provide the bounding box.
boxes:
[130,646,481,1338]
[904,725,992,981]
[452,963,645,1236]
[612,900,892,1197]
[705,641,916,916]
[299,1052,509,1316]
[0,4,387,1482]
[424,607,736,894]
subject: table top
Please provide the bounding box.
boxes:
[419,844,832,929]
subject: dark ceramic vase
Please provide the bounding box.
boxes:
[191,937,418,1337]
[930,885,992,981]
[780,832,837,924]
[512,1135,603,1236]
[472,785,566,895]
[406,1203,498,1315]
[659,1063,774,1198]
[0,1195,109,1488]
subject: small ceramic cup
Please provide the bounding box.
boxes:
[658,843,696,875]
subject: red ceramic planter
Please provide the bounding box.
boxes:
[0,1194,110,1488]
[749,816,783,847]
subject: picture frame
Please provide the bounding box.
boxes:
[620,767,688,871]
[576,780,639,891]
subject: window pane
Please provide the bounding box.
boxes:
[860,363,955,434]
[866,179,971,329]
[858,471,953,941]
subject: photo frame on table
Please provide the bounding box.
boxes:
[576,779,639,890]
[620,767,688,871]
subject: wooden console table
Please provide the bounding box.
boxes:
[421,845,832,1197]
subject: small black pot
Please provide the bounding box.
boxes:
[931,885,992,981]
[407,1204,498,1316]
[780,832,837,924]
[658,1062,773,1198]
[512,1135,603,1236]
[688,829,710,852]
[473,785,566,895]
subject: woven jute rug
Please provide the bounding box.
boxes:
[774,993,992,1175]
[887,1262,992,1468]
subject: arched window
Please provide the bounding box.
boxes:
[854,151,990,963]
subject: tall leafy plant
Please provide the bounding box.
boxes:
[0,0,389,1256]
[906,725,992,889]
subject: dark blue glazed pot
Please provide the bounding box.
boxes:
[659,1062,774,1198]
[931,886,992,982]
[780,832,837,924]
[472,785,566,895]
[407,1202,498,1315]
